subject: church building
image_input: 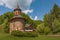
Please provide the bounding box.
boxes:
[9,4,34,33]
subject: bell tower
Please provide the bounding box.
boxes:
[9,0,27,33]
[14,3,21,16]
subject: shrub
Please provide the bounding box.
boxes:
[11,30,24,37]
[24,31,38,37]
[37,23,51,35]
[11,30,38,37]
[4,24,9,33]
[44,26,51,35]
[52,19,60,34]
[37,23,45,34]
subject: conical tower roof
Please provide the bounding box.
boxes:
[14,3,21,11]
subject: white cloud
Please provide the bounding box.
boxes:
[0,0,33,14]
[22,9,33,14]
[29,16,39,20]
[30,16,33,19]
[0,0,33,10]
[0,0,4,5]
[34,16,39,20]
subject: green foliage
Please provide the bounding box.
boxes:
[34,20,43,28]
[11,30,38,37]
[24,31,38,37]
[1,3,60,35]
[21,13,37,28]
[0,33,60,40]
[44,14,50,26]
[52,19,60,33]
[0,12,14,25]
[37,23,51,35]
[37,23,45,34]
[34,20,43,25]
[43,4,60,34]
[2,19,9,33]
[11,30,23,37]
[21,13,33,24]
[44,26,51,35]
[0,12,37,33]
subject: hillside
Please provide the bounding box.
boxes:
[0,12,42,33]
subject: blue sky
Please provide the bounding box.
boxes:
[0,0,60,20]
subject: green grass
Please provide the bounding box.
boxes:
[0,33,60,40]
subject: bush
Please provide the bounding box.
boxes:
[37,23,45,34]
[24,31,38,37]
[44,26,51,35]
[11,30,38,37]
[37,23,51,35]
[11,30,24,37]
[52,19,60,34]
[4,24,9,33]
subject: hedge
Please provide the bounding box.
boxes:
[11,30,38,37]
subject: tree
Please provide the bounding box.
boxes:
[37,23,45,34]
[21,13,37,28]
[44,13,50,26]
[44,26,51,35]
[37,23,51,35]
[43,4,60,33]
[52,19,60,33]
[0,12,37,33]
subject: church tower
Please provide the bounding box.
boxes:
[9,3,26,33]
[14,4,21,16]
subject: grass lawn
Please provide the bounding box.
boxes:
[0,33,60,40]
